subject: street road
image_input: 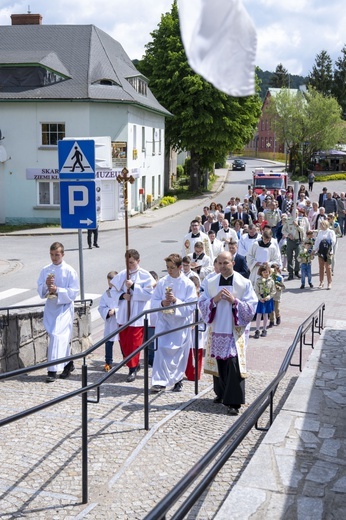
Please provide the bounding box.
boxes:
[0,159,282,311]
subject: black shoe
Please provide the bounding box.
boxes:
[254,330,260,339]
[213,396,222,403]
[300,284,305,289]
[94,244,100,248]
[228,406,240,416]
[309,283,314,288]
[276,317,281,325]
[287,275,293,280]
[151,385,166,393]
[261,329,267,337]
[172,380,183,392]
[268,321,274,328]
[88,245,92,249]
[126,372,136,382]
[46,371,57,383]
[295,272,301,279]
[60,361,75,379]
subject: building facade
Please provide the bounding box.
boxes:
[0,14,170,224]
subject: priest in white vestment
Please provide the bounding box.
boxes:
[151,254,197,393]
[247,229,281,286]
[182,219,214,261]
[199,251,257,415]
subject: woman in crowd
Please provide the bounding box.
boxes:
[313,219,336,290]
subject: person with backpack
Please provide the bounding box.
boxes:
[313,220,336,290]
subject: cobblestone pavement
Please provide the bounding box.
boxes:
[216,321,346,520]
[1,173,345,518]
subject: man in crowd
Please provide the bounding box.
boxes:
[208,229,224,258]
[182,219,213,260]
[237,223,260,257]
[217,218,238,250]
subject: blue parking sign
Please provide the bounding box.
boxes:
[60,181,96,229]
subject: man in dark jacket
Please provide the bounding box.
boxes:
[228,240,250,279]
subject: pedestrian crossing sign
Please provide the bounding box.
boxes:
[58,139,95,179]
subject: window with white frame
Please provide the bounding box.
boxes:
[142,126,145,152]
[41,123,65,146]
[133,125,137,149]
[151,176,155,199]
[152,128,156,155]
[159,129,162,155]
[38,181,60,206]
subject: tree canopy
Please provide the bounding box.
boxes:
[137,1,262,191]
[269,64,290,88]
[307,50,334,96]
[265,87,344,174]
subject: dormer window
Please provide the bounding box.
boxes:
[0,65,67,90]
[127,76,148,96]
[93,79,117,86]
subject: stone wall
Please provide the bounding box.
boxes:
[0,304,93,373]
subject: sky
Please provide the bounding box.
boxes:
[0,0,345,77]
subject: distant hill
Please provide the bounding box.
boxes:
[256,68,308,100]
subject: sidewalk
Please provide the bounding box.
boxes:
[216,320,346,520]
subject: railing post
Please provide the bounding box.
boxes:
[194,306,199,396]
[82,362,88,504]
[143,316,150,431]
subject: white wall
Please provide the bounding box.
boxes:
[1,101,166,224]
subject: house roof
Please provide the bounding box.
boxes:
[0,24,171,116]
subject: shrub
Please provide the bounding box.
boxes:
[176,165,184,177]
[159,195,177,207]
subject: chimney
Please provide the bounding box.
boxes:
[11,13,42,25]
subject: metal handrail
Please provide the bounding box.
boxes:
[143,302,325,520]
[0,299,202,504]
[0,299,93,328]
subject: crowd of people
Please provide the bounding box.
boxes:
[38,184,345,415]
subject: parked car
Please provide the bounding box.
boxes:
[232,159,246,171]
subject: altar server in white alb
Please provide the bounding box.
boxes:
[111,250,155,382]
[151,254,197,393]
[37,242,80,383]
[199,251,257,415]
[98,270,119,372]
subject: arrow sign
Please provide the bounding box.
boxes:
[80,218,94,226]
[60,181,96,229]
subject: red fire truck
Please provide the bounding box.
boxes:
[252,168,288,195]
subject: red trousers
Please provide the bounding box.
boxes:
[119,326,143,369]
[185,349,203,381]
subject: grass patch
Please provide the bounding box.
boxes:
[0,223,60,233]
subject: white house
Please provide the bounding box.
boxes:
[0,13,170,224]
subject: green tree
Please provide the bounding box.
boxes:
[307,50,334,96]
[332,45,346,118]
[269,64,289,88]
[266,87,343,174]
[137,1,262,192]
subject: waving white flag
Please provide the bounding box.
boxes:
[178,0,257,97]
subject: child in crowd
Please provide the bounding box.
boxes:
[297,236,315,289]
[147,271,159,367]
[254,263,276,338]
[98,270,118,371]
[185,276,204,381]
[268,263,285,327]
